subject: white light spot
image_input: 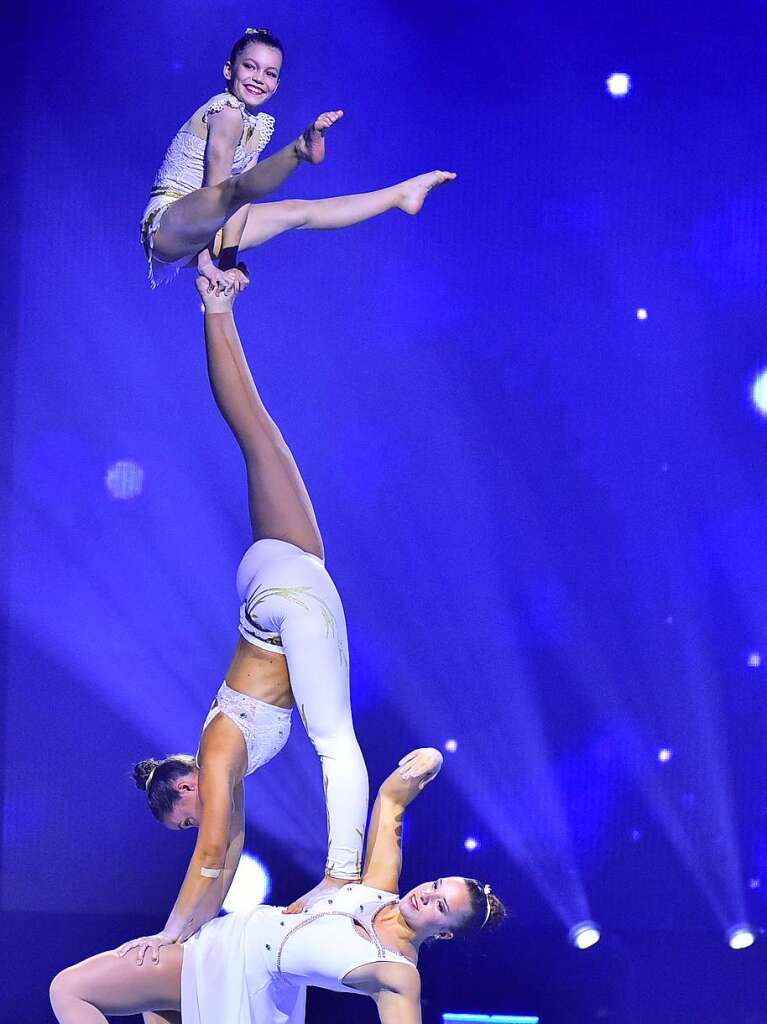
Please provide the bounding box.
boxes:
[222,853,270,914]
[105,460,144,500]
[726,925,756,950]
[748,878,761,890]
[444,739,458,753]
[636,308,648,320]
[606,72,631,97]
[751,369,767,417]
[747,652,762,668]
[630,829,642,842]
[464,836,479,851]
[569,921,601,949]
[657,748,673,763]
[665,615,674,625]
[660,462,669,473]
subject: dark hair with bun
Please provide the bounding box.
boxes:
[227,27,284,76]
[133,754,198,823]
[453,879,507,936]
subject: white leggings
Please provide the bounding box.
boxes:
[236,539,368,879]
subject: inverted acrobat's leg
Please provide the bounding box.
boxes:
[198,280,324,559]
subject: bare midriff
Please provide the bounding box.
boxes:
[224,636,294,709]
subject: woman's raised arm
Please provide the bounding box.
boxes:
[361,748,443,894]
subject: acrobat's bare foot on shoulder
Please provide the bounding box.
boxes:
[295,110,344,164]
[398,170,457,215]
[283,874,348,915]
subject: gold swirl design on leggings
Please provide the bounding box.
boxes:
[246,584,335,633]
[244,585,347,667]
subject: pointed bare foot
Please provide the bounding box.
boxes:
[295,110,344,164]
[398,170,457,215]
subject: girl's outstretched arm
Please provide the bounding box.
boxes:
[361,748,443,894]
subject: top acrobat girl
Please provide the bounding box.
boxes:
[140,27,455,290]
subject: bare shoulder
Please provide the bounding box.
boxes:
[344,959,420,996]
[198,712,248,778]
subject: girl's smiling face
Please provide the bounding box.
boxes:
[224,41,282,110]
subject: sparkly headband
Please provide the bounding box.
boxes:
[144,764,159,794]
[245,27,268,35]
[481,883,493,928]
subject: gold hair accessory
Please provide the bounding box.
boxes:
[481,884,493,927]
[144,763,159,793]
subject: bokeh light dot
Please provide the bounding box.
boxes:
[751,369,767,416]
[606,72,631,97]
[222,853,270,914]
[105,459,144,500]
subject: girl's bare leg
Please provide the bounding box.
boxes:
[50,946,183,1023]
[235,170,456,251]
[152,111,343,263]
[199,281,324,558]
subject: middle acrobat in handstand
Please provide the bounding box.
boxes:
[119,278,382,963]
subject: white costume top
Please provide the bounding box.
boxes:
[197,682,292,777]
[140,92,275,286]
[181,883,417,1024]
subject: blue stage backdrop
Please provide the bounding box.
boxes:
[3,2,767,1021]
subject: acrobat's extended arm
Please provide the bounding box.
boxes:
[117,721,246,962]
[187,776,245,925]
[361,748,443,894]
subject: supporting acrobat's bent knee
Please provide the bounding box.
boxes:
[50,968,79,1015]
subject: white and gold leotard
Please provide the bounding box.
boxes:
[139,92,275,287]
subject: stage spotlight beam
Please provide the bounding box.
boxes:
[726,925,756,950]
[568,920,601,949]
